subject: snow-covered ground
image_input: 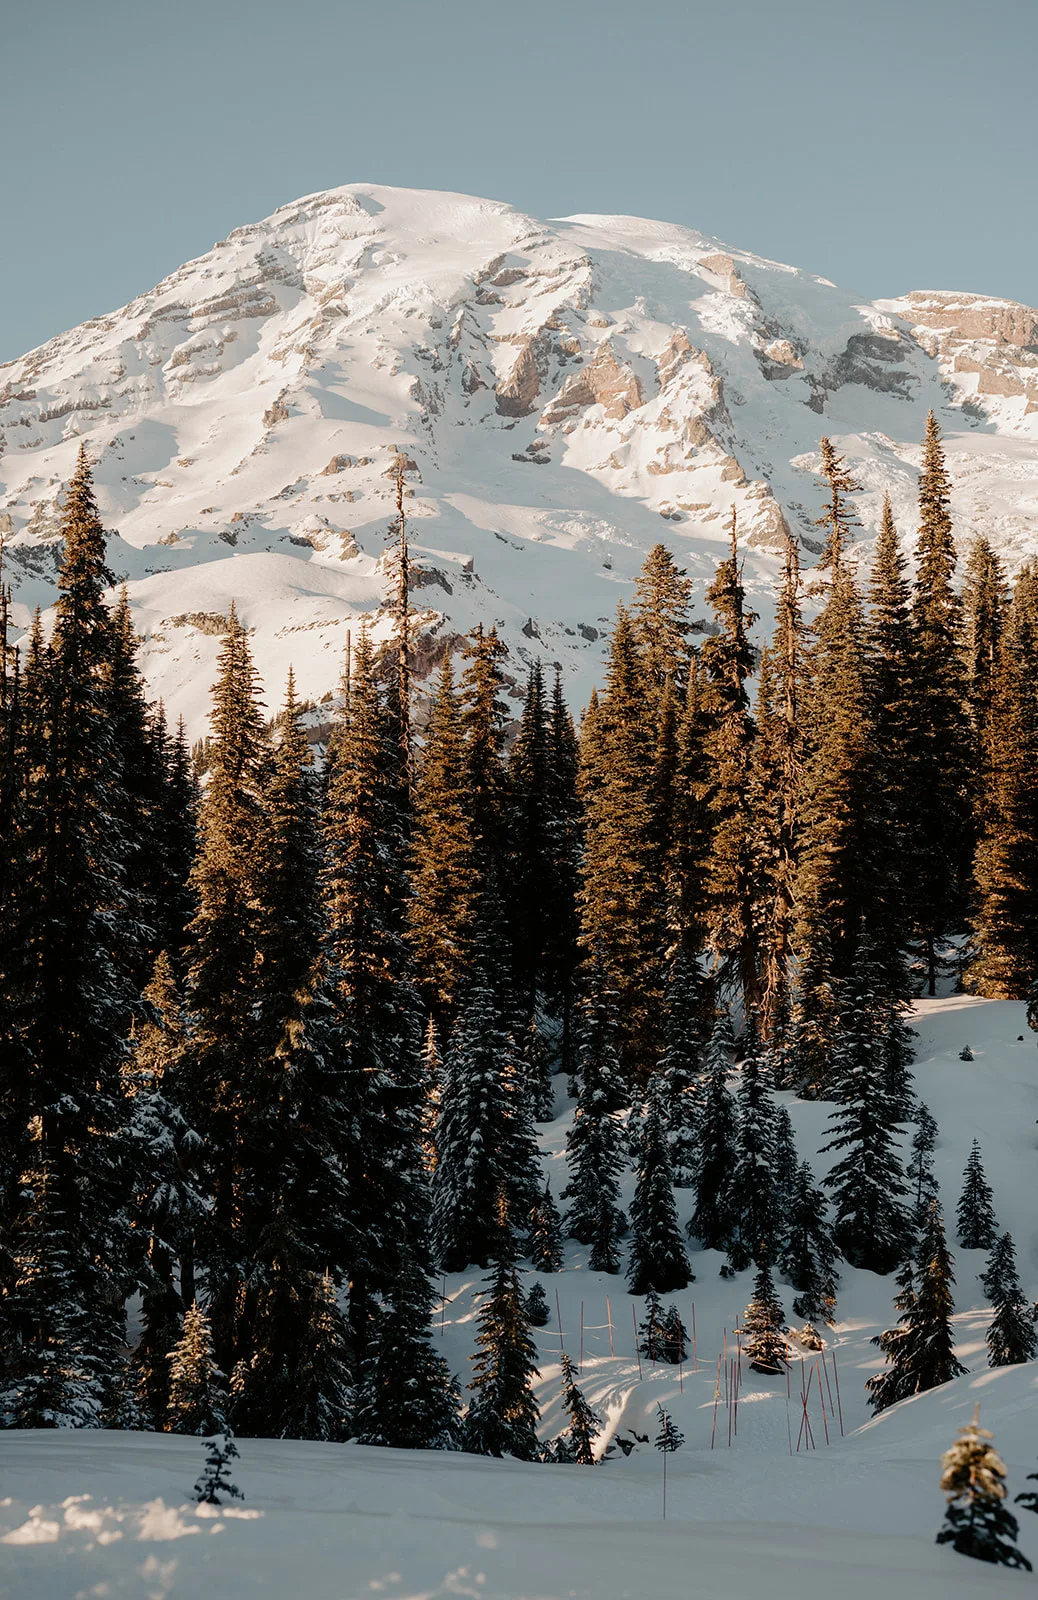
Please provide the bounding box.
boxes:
[3,995,1037,1597]
[3,183,1038,735]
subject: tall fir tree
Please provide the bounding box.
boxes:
[956,1140,998,1251]
[981,1233,1037,1367]
[562,958,628,1273]
[780,1160,838,1327]
[407,653,479,1028]
[700,511,759,1011]
[626,1075,692,1294]
[688,1010,737,1251]
[554,1351,601,1465]
[655,945,706,1185]
[578,606,663,1079]
[821,946,911,1274]
[909,411,972,993]
[167,1302,229,1436]
[354,1253,462,1450]
[0,449,135,1428]
[969,563,1038,997]
[727,1022,780,1270]
[462,1197,542,1461]
[744,1261,787,1374]
[868,1201,966,1412]
[960,533,1008,777]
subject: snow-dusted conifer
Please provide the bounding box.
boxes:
[956,1139,998,1251]
[688,1010,737,1250]
[937,1407,1030,1569]
[167,1303,228,1436]
[525,1281,551,1328]
[744,1261,787,1374]
[627,1075,692,1295]
[656,945,707,1184]
[562,957,627,1272]
[555,1351,601,1465]
[907,1104,940,1233]
[654,1403,685,1454]
[728,1020,779,1269]
[780,1160,838,1327]
[821,947,911,1274]
[527,1181,564,1274]
[354,1256,462,1451]
[463,1196,541,1461]
[981,1233,1037,1367]
[194,1430,243,1506]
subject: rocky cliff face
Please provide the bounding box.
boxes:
[2,184,1037,729]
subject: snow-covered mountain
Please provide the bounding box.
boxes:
[3,183,1038,730]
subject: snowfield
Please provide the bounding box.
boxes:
[4,183,1038,734]
[3,995,1037,1598]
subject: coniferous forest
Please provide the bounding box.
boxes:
[1,414,1036,1454]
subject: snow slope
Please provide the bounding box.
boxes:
[3,185,1038,732]
[3,995,1038,1598]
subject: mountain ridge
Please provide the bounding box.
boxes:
[2,182,1037,731]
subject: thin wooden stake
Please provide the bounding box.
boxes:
[649,1298,657,1366]
[727,1360,733,1447]
[606,1296,614,1357]
[662,1415,668,1520]
[579,1301,584,1373]
[440,1274,446,1338]
[632,1303,643,1379]
[691,1302,698,1372]
[820,1348,837,1426]
[711,1354,721,1449]
[832,1349,845,1436]
[555,1289,565,1351]
[815,1358,831,1447]
[784,1340,793,1456]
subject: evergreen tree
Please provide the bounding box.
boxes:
[700,511,759,1010]
[956,1140,998,1250]
[909,411,972,993]
[821,949,911,1274]
[528,1182,564,1274]
[780,1160,838,1327]
[555,1351,601,1465]
[193,1430,243,1506]
[861,496,917,995]
[865,1257,919,1414]
[123,953,204,1429]
[744,1261,787,1374]
[167,1303,229,1436]
[509,661,555,1025]
[182,608,269,1373]
[969,564,1038,997]
[727,1022,780,1270]
[937,1408,1030,1570]
[525,1281,551,1328]
[460,624,511,895]
[542,669,582,1071]
[433,955,541,1272]
[463,1199,542,1461]
[562,960,627,1272]
[407,653,479,1026]
[323,627,430,1363]
[0,449,135,1428]
[868,1202,966,1412]
[981,1233,1037,1367]
[907,1104,940,1234]
[632,543,694,697]
[627,1076,692,1295]
[578,606,663,1078]
[354,1256,462,1450]
[754,535,806,1045]
[960,533,1008,771]
[688,1011,737,1251]
[654,1403,685,1454]
[519,1017,556,1123]
[656,945,707,1185]
[792,446,876,1093]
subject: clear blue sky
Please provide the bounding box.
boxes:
[2,0,1036,362]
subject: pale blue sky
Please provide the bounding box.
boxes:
[2,0,1036,362]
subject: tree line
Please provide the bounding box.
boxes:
[0,415,1034,1450]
